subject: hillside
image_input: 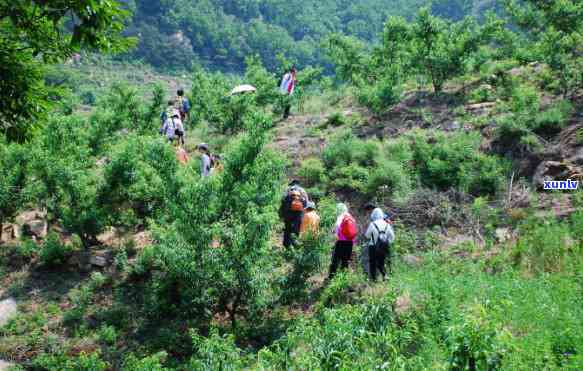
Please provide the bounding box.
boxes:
[1,1,582,370]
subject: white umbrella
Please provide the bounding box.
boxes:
[230,84,257,96]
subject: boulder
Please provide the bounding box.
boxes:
[24,219,48,239]
[0,360,14,371]
[90,250,113,267]
[495,228,511,243]
[15,210,48,239]
[445,121,461,131]
[402,254,423,267]
[0,297,18,327]
[394,293,412,316]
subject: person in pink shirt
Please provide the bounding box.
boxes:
[328,203,358,279]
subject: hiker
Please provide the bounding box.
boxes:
[328,203,358,279]
[160,109,177,143]
[175,145,189,165]
[172,110,185,146]
[361,203,394,276]
[364,208,395,282]
[176,89,191,122]
[197,143,212,177]
[279,180,309,248]
[160,100,175,126]
[279,66,297,119]
[300,201,320,238]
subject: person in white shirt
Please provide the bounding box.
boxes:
[364,208,395,281]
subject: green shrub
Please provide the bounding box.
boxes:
[189,329,247,370]
[33,351,108,371]
[122,352,169,371]
[39,233,74,267]
[97,325,118,346]
[328,163,370,193]
[366,160,413,201]
[411,131,508,195]
[512,218,574,274]
[447,303,512,371]
[357,71,403,113]
[530,100,573,136]
[298,158,327,186]
[324,112,348,127]
[322,131,378,169]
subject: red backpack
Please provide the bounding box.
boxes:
[340,215,358,240]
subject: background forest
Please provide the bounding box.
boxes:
[121,0,500,71]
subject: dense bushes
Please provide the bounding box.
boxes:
[310,129,508,201]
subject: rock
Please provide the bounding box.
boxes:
[445,121,461,131]
[532,161,577,188]
[1,224,20,243]
[90,250,112,267]
[402,255,423,267]
[395,293,412,316]
[466,102,496,111]
[0,297,18,327]
[24,219,48,239]
[0,360,14,371]
[15,210,48,239]
[95,157,108,167]
[495,228,510,243]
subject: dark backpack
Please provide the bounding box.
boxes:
[372,222,390,252]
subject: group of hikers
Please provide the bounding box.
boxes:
[160,89,223,177]
[280,180,396,282]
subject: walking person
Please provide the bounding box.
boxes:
[160,100,175,126]
[300,201,320,238]
[279,66,297,119]
[175,144,189,165]
[197,143,212,177]
[172,110,185,146]
[364,208,395,282]
[328,203,358,279]
[176,89,191,122]
[362,203,394,276]
[279,180,309,248]
[160,109,177,143]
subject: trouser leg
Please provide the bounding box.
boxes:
[369,245,377,281]
[340,241,353,270]
[283,221,292,248]
[377,247,387,279]
[328,242,341,279]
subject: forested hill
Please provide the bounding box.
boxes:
[123,0,498,71]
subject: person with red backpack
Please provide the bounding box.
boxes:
[328,203,358,279]
[279,180,309,248]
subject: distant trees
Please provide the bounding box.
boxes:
[124,0,491,72]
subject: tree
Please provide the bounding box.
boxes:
[0,141,28,242]
[409,8,498,93]
[505,0,583,96]
[146,113,285,329]
[0,0,133,141]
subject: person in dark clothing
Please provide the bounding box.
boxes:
[328,203,358,279]
[279,180,309,248]
[364,208,395,281]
